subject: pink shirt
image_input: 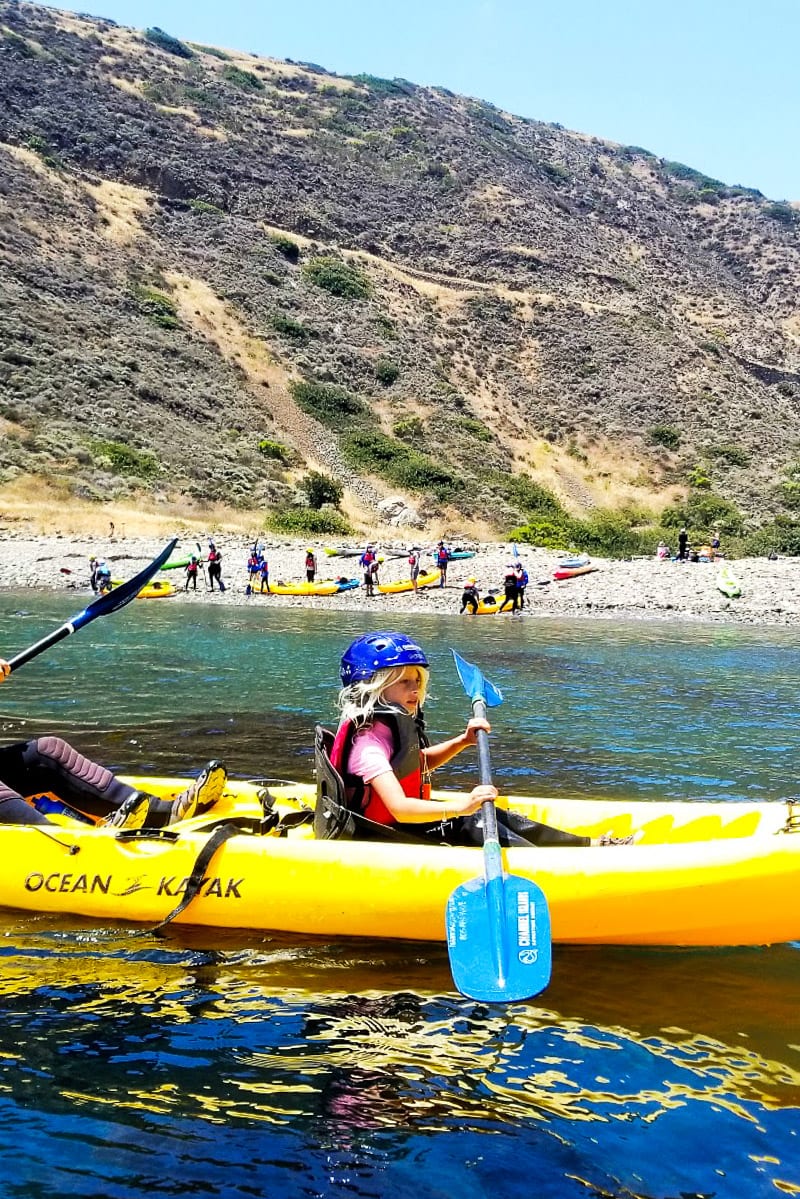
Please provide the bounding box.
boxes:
[348,722,395,782]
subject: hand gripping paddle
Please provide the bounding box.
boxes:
[446,650,552,1002]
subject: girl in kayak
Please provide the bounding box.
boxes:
[0,658,226,829]
[317,632,601,846]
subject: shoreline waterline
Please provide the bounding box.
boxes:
[1,532,800,626]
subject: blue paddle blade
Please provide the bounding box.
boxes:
[446,872,552,1002]
[452,649,503,708]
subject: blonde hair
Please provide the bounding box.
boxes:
[337,665,429,727]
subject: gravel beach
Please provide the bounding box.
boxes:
[1,532,800,626]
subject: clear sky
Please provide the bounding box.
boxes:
[41,0,800,200]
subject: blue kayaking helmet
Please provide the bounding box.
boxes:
[340,631,429,686]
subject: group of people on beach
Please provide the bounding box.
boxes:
[460,562,529,615]
[656,529,722,563]
[185,542,224,592]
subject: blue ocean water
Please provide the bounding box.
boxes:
[0,593,798,1197]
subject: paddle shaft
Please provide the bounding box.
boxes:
[6,538,177,673]
[470,695,509,988]
[8,624,75,671]
[473,697,501,852]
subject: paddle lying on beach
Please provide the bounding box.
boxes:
[446,650,552,1002]
[6,539,177,673]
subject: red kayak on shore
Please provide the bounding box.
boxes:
[553,564,599,581]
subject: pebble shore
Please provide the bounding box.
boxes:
[2,533,800,626]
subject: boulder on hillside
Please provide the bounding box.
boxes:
[376,496,423,528]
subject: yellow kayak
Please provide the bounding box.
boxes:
[137,580,177,599]
[268,580,342,596]
[378,568,441,594]
[5,778,800,947]
[468,598,516,615]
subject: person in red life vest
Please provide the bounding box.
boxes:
[305,547,318,583]
[435,541,450,587]
[0,657,227,828]
[185,556,200,591]
[315,632,608,846]
[207,542,224,591]
[359,545,376,593]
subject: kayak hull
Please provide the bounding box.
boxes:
[378,568,441,594]
[553,565,598,581]
[268,580,348,596]
[5,779,799,948]
[137,581,177,599]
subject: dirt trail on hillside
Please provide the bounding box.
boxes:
[167,274,385,511]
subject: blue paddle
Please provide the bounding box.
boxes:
[6,539,177,672]
[446,650,552,1002]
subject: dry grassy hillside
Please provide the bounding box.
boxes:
[2,3,800,549]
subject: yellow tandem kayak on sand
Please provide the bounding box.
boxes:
[5,779,800,948]
[268,580,343,596]
[378,568,441,594]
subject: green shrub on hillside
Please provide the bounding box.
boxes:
[302,257,370,299]
[780,462,800,508]
[687,464,712,489]
[265,507,352,535]
[661,492,744,535]
[707,443,751,467]
[393,417,424,441]
[375,358,400,385]
[457,417,492,442]
[497,474,565,519]
[222,64,264,90]
[189,43,230,59]
[342,430,457,498]
[741,517,800,556]
[270,233,300,263]
[271,312,311,341]
[764,202,797,227]
[662,160,727,192]
[648,425,681,451]
[92,440,160,480]
[347,74,416,97]
[257,438,289,462]
[299,471,343,509]
[289,380,367,424]
[569,512,648,557]
[145,28,193,59]
[507,517,574,549]
[132,285,179,329]
[188,198,224,215]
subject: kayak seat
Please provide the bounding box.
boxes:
[314,726,358,841]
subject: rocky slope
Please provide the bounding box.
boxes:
[1,2,799,536]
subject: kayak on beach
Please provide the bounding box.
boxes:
[266,578,358,596]
[556,554,590,569]
[378,568,441,594]
[430,549,477,561]
[553,564,598,581]
[9,777,800,948]
[136,580,177,599]
[717,565,742,598]
[159,558,191,571]
[469,596,517,615]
